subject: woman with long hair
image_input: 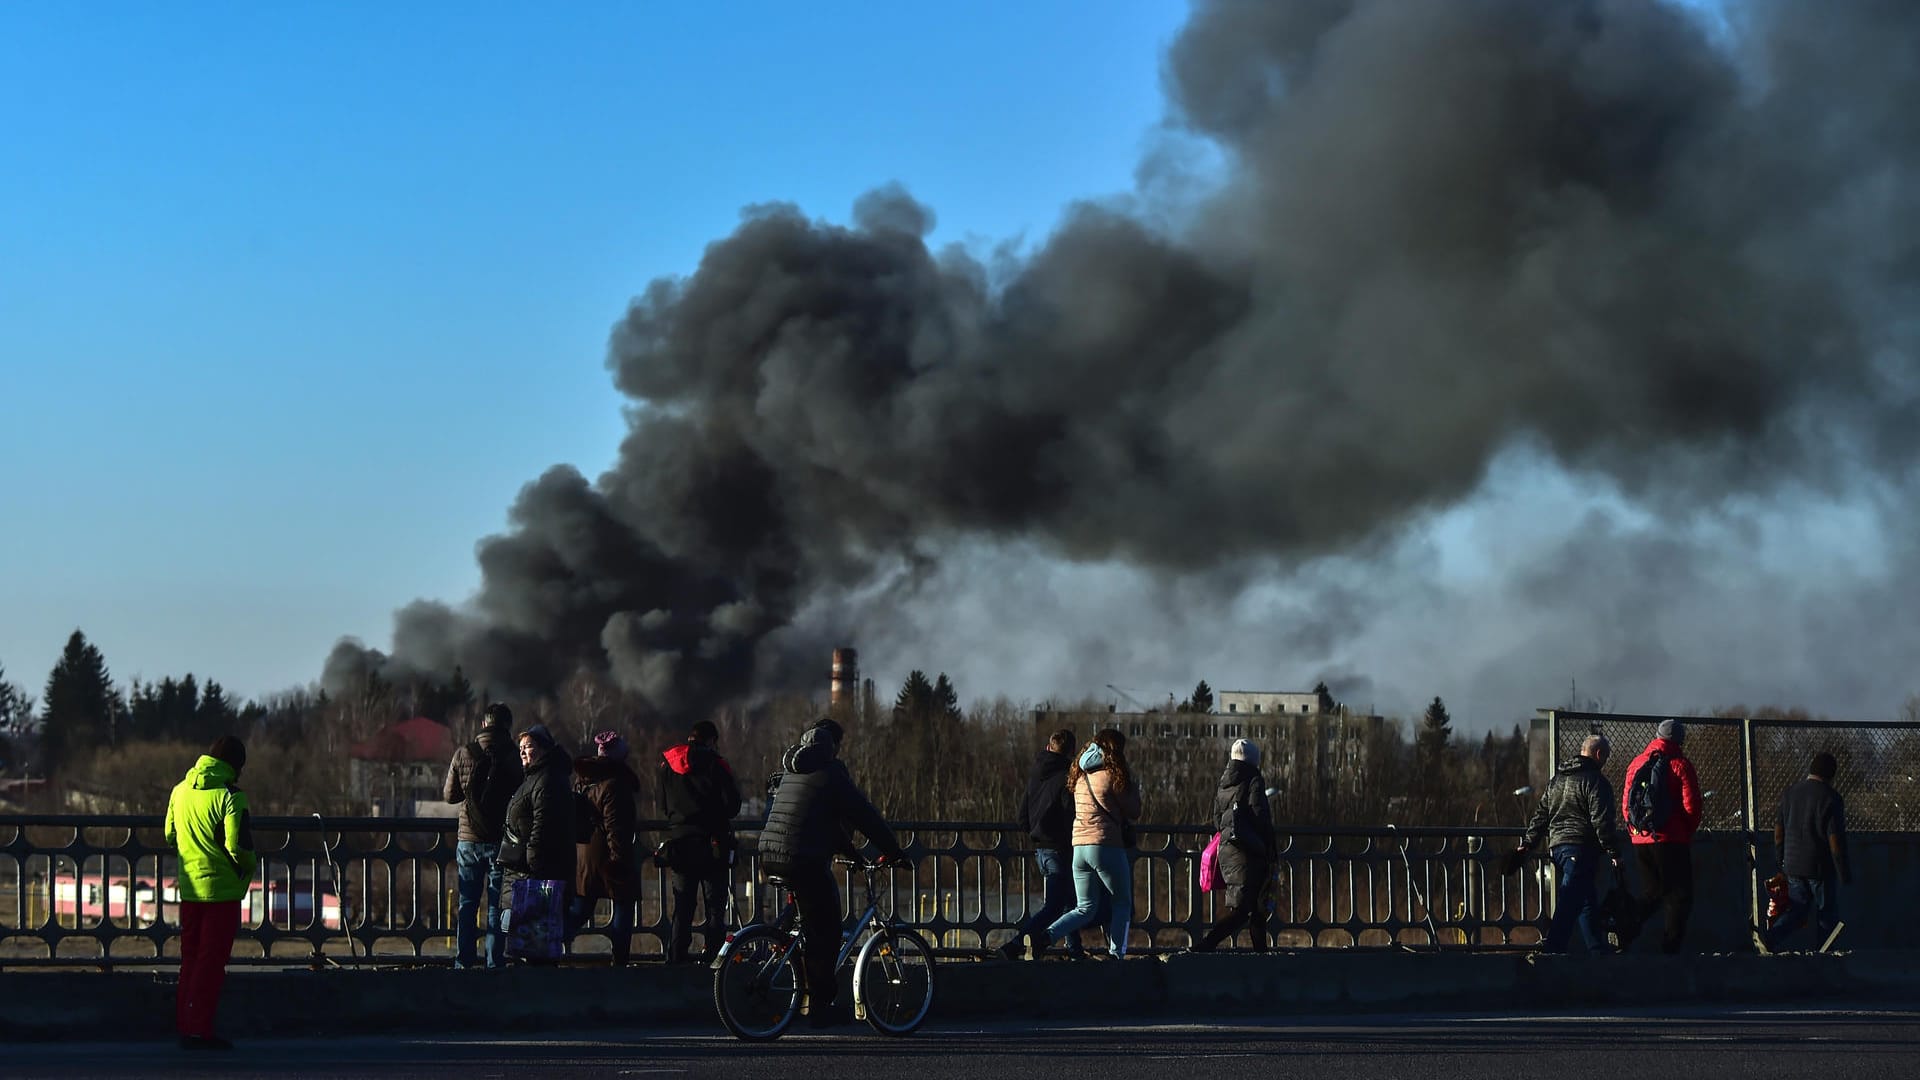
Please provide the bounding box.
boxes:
[1042,728,1143,958]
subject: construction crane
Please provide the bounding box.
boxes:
[1106,684,1161,713]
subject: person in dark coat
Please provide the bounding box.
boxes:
[571,730,641,966]
[1761,751,1851,952]
[758,718,904,1028]
[500,724,577,889]
[442,702,522,969]
[1193,739,1277,952]
[1514,734,1624,954]
[1000,728,1086,959]
[658,720,743,964]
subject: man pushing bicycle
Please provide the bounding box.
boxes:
[758,717,906,1029]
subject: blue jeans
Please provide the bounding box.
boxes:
[1764,875,1840,951]
[455,841,506,969]
[1545,844,1610,954]
[1014,848,1085,955]
[1045,845,1133,957]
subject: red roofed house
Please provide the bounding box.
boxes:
[349,716,456,816]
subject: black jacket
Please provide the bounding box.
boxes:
[1212,760,1276,887]
[442,728,522,844]
[1017,749,1074,851]
[757,728,901,868]
[500,750,577,884]
[659,740,744,841]
[1522,755,1623,858]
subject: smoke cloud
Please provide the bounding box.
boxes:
[328,0,1920,725]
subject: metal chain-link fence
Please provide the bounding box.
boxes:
[1547,711,1920,831]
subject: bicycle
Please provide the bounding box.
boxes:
[712,858,936,1040]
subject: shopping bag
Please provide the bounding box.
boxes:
[1199,832,1223,893]
[506,878,566,960]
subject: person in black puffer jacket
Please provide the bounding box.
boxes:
[999,729,1086,960]
[658,720,743,964]
[500,724,577,889]
[1514,734,1623,954]
[1193,739,1277,952]
[758,718,903,1028]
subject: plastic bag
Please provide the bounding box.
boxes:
[506,878,566,959]
[1199,832,1223,893]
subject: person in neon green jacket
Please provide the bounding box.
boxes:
[163,736,256,1050]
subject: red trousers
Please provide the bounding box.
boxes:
[177,900,241,1038]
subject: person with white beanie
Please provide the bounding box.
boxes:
[1192,738,1277,952]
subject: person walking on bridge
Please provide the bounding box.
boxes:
[1192,739,1276,952]
[1001,728,1086,960]
[1043,728,1143,959]
[164,734,257,1051]
[1514,734,1623,954]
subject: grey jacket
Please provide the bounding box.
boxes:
[1522,755,1623,858]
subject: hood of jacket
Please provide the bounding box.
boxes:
[1644,737,1685,759]
[1556,754,1600,777]
[1218,759,1260,789]
[185,754,239,791]
[663,740,730,777]
[574,754,638,788]
[1031,748,1069,781]
[782,726,839,774]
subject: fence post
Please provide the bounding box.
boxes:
[1742,717,1761,936]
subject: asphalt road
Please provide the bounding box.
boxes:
[12,1005,1919,1079]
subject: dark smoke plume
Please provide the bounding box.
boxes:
[328,0,1920,720]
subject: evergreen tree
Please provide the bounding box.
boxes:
[931,673,962,724]
[893,670,936,725]
[1417,696,1452,761]
[0,662,34,773]
[1187,680,1214,714]
[41,630,120,775]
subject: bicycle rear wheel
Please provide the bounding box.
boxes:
[853,926,935,1035]
[713,925,801,1041]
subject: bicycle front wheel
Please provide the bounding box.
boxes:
[853,926,936,1035]
[713,925,801,1041]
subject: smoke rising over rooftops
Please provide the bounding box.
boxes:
[327,0,1920,724]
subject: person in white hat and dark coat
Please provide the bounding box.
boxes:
[1192,739,1277,951]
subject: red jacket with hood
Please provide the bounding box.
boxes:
[1620,737,1704,844]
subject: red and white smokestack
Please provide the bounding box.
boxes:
[830,647,858,712]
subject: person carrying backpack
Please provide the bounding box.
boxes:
[443,702,523,969]
[1512,734,1623,954]
[1620,719,1704,954]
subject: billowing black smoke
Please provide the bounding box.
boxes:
[328,0,1920,719]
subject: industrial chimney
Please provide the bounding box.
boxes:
[830,647,859,717]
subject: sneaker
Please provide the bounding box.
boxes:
[179,1035,234,1051]
[997,939,1024,961]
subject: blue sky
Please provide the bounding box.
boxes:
[0,3,1191,700]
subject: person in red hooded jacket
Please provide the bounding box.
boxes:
[1620,718,1705,953]
[658,720,743,964]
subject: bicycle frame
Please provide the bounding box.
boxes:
[753,862,893,974]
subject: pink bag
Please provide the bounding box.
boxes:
[1199,832,1223,893]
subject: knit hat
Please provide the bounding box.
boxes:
[481,702,514,731]
[593,730,629,762]
[1656,718,1686,742]
[207,734,247,770]
[518,723,555,749]
[808,717,844,746]
[1229,738,1260,766]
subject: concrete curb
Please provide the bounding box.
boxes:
[5,951,1918,1042]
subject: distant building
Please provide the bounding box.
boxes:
[349,716,456,817]
[1033,684,1386,807]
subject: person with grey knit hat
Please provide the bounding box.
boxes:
[1191,738,1277,952]
[1620,718,1704,953]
